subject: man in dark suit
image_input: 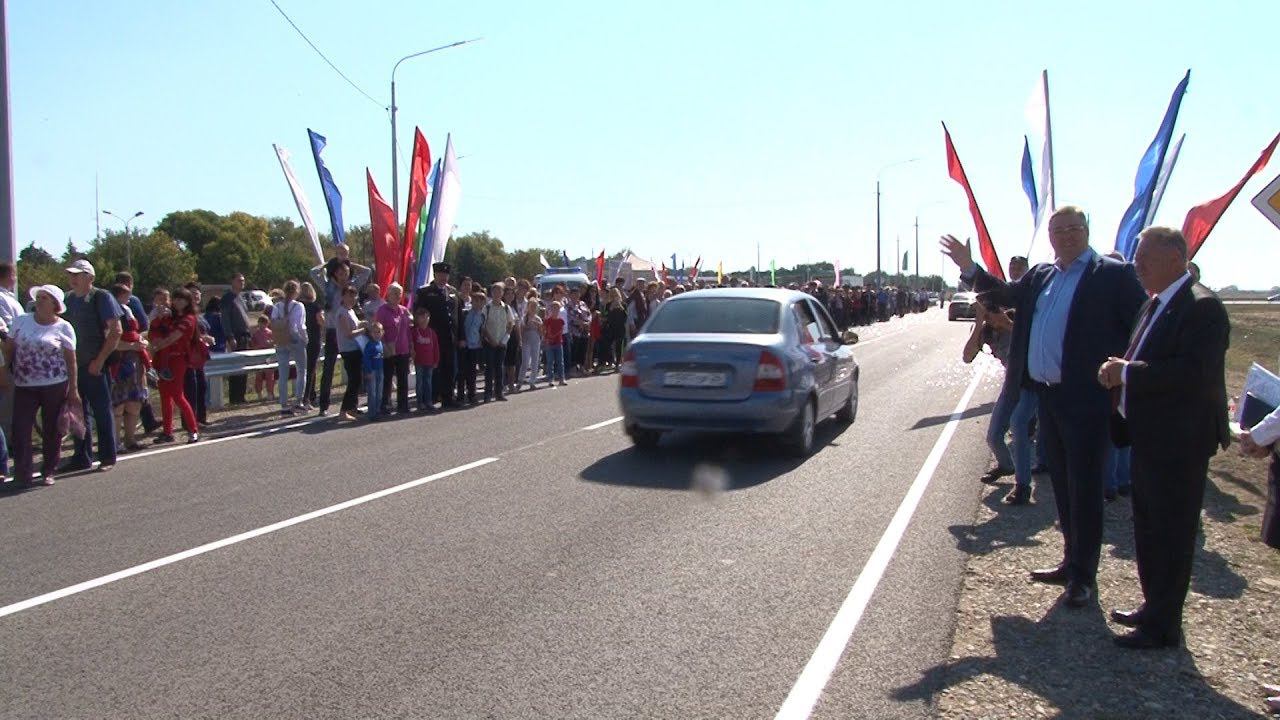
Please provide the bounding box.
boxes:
[1098,226,1230,649]
[413,262,459,408]
[941,206,1146,607]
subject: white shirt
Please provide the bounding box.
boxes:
[9,314,77,386]
[1251,405,1280,448]
[1120,272,1192,417]
[0,287,23,327]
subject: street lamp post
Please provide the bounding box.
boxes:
[102,209,143,270]
[875,157,917,284]
[913,200,944,290]
[390,38,480,219]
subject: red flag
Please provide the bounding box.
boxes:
[661,262,669,283]
[1183,132,1279,259]
[943,123,1005,281]
[595,250,606,287]
[690,255,701,280]
[399,128,432,289]
[367,169,400,295]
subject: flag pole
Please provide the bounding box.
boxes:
[1042,69,1056,216]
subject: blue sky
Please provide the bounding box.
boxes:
[9,0,1279,289]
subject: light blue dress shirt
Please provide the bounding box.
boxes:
[1027,248,1095,384]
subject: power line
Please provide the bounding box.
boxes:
[268,0,385,109]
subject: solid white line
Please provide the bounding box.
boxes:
[773,366,986,720]
[582,416,624,431]
[117,419,320,463]
[0,457,499,619]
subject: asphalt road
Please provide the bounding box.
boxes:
[0,308,1005,719]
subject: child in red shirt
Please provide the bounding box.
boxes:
[543,301,567,386]
[412,307,440,412]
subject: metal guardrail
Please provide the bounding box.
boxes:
[204,349,315,410]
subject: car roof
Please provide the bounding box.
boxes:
[661,288,809,304]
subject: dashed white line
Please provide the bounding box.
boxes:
[582,416,624,431]
[0,457,499,619]
[774,366,986,720]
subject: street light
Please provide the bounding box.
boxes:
[875,157,917,282]
[103,209,144,270]
[390,38,481,219]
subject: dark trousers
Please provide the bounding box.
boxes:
[483,345,505,400]
[433,338,456,406]
[1130,448,1209,636]
[455,342,470,400]
[72,369,116,467]
[318,329,338,412]
[184,368,208,425]
[228,333,251,403]
[381,354,410,413]
[1037,386,1109,586]
[1264,454,1280,550]
[12,382,66,483]
[304,333,322,406]
[339,350,363,413]
[461,348,480,403]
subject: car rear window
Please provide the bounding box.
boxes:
[645,298,780,334]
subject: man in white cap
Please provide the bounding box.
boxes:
[62,258,124,472]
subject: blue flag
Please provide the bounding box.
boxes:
[1114,70,1190,259]
[307,129,346,245]
[1020,136,1039,221]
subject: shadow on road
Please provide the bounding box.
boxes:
[910,401,996,431]
[891,605,1257,719]
[578,421,850,492]
[947,480,1055,556]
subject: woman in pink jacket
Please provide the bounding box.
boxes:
[374,283,413,415]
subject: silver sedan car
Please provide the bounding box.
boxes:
[619,288,859,456]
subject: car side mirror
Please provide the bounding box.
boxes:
[841,330,859,345]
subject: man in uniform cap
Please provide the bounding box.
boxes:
[414,262,459,407]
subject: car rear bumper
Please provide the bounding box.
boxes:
[619,389,802,434]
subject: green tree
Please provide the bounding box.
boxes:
[62,240,83,263]
[17,242,64,294]
[444,231,510,284]
[88,229,197,299]
[508,247,563,281]
[255,244,316,291]
[198,229,262,286]
[342,224,375,268]
[156,209,223,255]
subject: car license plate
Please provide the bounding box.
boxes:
[663,371,727,387]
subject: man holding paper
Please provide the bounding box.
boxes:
[1240,401,1280,549]
[1097,226,1231,650]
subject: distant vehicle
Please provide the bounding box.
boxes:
[619,288,860,457]
[948,291,978,321]
[1269,293,1280,302]
[536,267,591,298]
[242,289,271,312]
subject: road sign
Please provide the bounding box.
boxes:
[1252,171,1280,231]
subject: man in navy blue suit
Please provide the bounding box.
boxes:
[941,206,1146,608]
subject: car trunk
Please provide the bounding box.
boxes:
[631,334,780,402]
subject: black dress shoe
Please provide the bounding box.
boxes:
[1029,566,1069,585]
[1065,582,1094,608]
[980,467,1014,484]
[1104,488,1118,502]
[1002,486,1031,505]
[1110,608,1145,628]
[1113,627,1181,650]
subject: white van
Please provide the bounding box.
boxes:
[536,267,591,298]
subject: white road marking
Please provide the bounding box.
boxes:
[0,457,499,619]
[582,416,624,431]
[117,419,320,463]
[774,366,987,720]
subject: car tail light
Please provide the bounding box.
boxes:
[620,349,639,388]
[753,350,787,392]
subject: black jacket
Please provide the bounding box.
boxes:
[1116,281,1231,458]
[970,251,1146,416]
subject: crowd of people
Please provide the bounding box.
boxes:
[942,206,1279,677]
[0,248,939,489]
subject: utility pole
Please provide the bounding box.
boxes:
[0,0,15,264]
[914,215,920,289]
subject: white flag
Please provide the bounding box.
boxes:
[834,258,841,287]
[1024,71,1056,261]
[425,134,462,266]
[273,144,324,262]
[1145,133,1185,226]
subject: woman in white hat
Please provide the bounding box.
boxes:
[1,285,79,487]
